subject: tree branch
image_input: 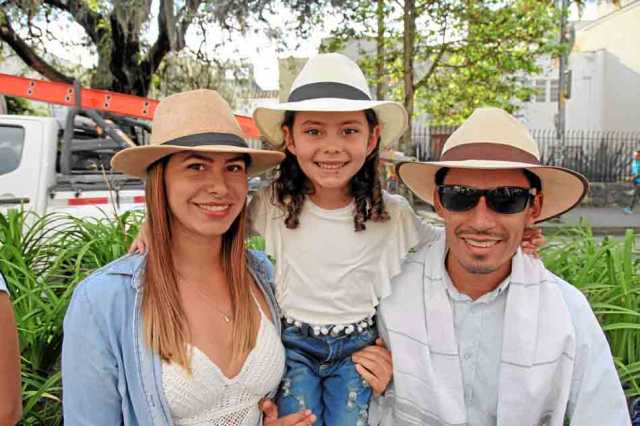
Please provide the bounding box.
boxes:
[144,0,203,77]
[0,10,73,83]
[42,0,106,45]
[414,34,449,91]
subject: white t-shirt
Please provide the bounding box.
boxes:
[248,188,441,325]
[0,272,7,294]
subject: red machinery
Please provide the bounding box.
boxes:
[0,72,261,139]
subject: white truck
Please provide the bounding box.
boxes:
[0,74,266,218]
[0,112,146,218]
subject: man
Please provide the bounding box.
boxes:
[624,150,640,214]
[370,107,630,425]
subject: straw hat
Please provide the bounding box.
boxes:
[111,89,284,177]
[397,107,588,222]
[253,53,408,148]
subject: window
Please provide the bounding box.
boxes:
[0,126,25,176]
[549,79,559,102]
[520,78,533,101]
[534,79,547,103]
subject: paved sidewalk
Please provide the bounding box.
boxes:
[543,207,640,235]
[415,204,640,235]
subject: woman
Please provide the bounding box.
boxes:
[62,90,391,426]
[63,89,300,425]
[0,271,21,426]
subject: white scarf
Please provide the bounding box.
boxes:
[378,238,577,425]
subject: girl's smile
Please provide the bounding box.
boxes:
[315,160,349,171]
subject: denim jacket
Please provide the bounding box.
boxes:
[62,250,281,426]
[0,271,7,294]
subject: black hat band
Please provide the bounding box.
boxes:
[163,132,248,148]
[288,82,371,102]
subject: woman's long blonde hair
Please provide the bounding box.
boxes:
[141,157,258,370]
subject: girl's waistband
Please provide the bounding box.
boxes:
[282,314,375,337]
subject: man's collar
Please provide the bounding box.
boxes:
[442,266,511,304]
[442,248,513,304]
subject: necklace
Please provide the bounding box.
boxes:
[214,306,232,324]
[183,278,233,324]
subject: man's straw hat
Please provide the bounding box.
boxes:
[397,107,588,222]
[112,89,284,177]
[253,53,408,148]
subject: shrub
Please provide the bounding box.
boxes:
[0,208,142,425]
[541,221,640,397]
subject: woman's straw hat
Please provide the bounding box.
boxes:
[111,89,284,177]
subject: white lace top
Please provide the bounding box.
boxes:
[161,305,285,425]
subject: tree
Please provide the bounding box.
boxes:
[0,0,275,96]
[318,0,564,151]
[151,49,256,108]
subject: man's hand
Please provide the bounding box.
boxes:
[261,400,316,426]
[352,338,393,398]
[521,226,545,258]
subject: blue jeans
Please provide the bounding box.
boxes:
[276,320,378,426]
[631,397,640,425]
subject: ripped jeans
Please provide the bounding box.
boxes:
[276,319,378,426]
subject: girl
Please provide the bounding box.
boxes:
[252,54,541,425]
[62,89,318,426]
[0,271,21,426]
[249,53,435,425]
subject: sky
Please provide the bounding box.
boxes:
[40,0,338,90]
[23,1,600,91]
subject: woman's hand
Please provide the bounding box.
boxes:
[261,400,316,425]
[521,225,545,258]
[352,338,393,398]
[128,220,150,254]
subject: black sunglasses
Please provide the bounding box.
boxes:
[437,185,537,214]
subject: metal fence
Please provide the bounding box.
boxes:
[412,126,640,183]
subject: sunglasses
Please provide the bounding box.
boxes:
[437,185,537,214]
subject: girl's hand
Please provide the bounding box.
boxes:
[128,220,150,254]
[352,338,393,398]
[261,400,316,425]
[521,226,545,258]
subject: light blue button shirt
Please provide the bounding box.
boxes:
[0,272,8,294]
[443,271,511,425]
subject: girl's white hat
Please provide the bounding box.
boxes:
[397,107,589,223]
[253,53,408,148]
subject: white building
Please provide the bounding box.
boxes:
[519,0,640,130]
[512,56,559,129]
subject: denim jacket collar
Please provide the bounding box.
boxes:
[100,252,145,289]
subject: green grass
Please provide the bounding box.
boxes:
[0,208,143,425]
[1,210,639,422]
[541,221,640,397]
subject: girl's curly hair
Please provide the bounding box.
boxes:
[271,109,389,232]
